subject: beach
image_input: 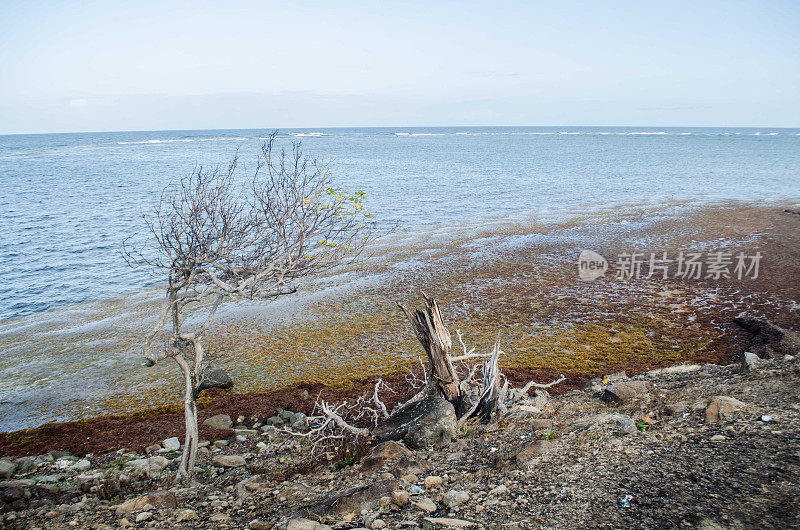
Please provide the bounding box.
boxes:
[2,200,798,454]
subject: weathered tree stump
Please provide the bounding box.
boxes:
[397,294,465,415]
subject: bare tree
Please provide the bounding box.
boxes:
[123,133,373,483]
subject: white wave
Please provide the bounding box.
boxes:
[394,132,446,136]
[291,132,326,137]
[680,132,692,135]
[117,136,247,145]
[558,131,580,135]
[753,132,778,136]
[625,131,668,135]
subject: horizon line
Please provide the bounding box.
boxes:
[2,124,799,136]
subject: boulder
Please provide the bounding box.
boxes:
[442,489,469,508]
[71,459,91,471]
[0,459,17,479]
[203,414,233,430]
[124,456,169,474]
[115,491,177,515]
[705,396,746,423]
[212,454,247,468]
[733,317,800,358]
[392,455,426,477]
[372,395,457,449]
[742,351,760,373]
[162,437,181,451]
[197,366,234,393]
[567,412,638,436]
[299,478,398,517]
[415,497,438,513]
[286,519,326,530]
[601,380,651,404]
[368,441,413,460]
[495,439,556,470]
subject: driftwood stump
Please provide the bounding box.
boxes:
[397,294,465,415]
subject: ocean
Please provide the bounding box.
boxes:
[1,126,799,322]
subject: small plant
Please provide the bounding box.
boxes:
[333,456,357,470]
[545,429,556,440]
[636,419,649,432]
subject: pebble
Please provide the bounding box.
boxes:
[424,475,444,489]
[415,497,437,513]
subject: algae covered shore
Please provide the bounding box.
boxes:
[0,201,799,442]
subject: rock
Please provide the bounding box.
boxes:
[115,491,177,515]
[531,389,550,409]
[391,490,410,507]
[197,365,234,392]
[211,513,231,522]
[601,380,651,404]
[203,414,233,430]
[733,317,800,358]
[415,497,437,513]
[499,439,556,469]
[371,519,387,529]
[358,456,386,474]
[261,425,280,440]
[373,395,457,449]
[145,444,161,454]
[267,416,284,426]
[136,511,153,523]
[529,418,554,430]
[70,459,91,471]
[488,484,508,496]
[287,517,328,530]
[249,519,273,530]
[290,412,308,429]
[393,455,426,478]
[212,454,247,468]
[300,478,398,518]
[13,456,37,474]
[369,440,413,460]
[422,517,476,528]
[0,459,17,479]
[648,364,702,375]
[176,509,198,522]
[742,351,760,372]
[234,428,259,438]
[442,489,469,508]
[124,456,169,474]
[569,412,638,436]
[710,434,726,442]
[424,475,444,489]
[582,371,627,392]
[162,437,181,451]
[706,396,746,423]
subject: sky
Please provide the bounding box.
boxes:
[0,0,798,134]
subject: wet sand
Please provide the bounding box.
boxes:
[1,201,799,444]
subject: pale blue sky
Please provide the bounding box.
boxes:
[0,0,798,133]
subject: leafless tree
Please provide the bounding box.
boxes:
[123,133,373,483]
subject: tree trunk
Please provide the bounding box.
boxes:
[175,354,198,484]
[397,294,464,415]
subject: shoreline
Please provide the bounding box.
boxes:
[1,200,799,435]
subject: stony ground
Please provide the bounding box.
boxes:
[2,353,799,530]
